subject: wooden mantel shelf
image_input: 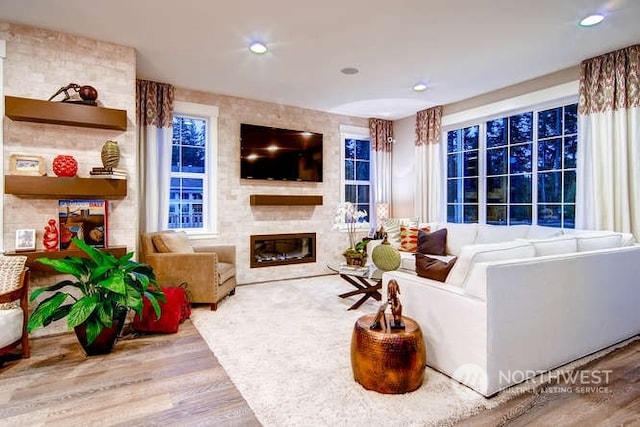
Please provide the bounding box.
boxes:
[5,246,128,273]
[249,194,323,206]
[5,96,127,131]
[5,175,127,199]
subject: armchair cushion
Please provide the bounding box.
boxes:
[0,309,23,348]
[152,231,194,253]
[218,262,235,284]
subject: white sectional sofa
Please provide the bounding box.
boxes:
[370,222,640,396]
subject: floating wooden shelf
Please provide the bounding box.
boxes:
[5,175,127,199]
[6,246,128,273]
[5,96,127,131]
[249,194,323,206]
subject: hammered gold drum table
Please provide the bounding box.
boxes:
[350,313,426,394]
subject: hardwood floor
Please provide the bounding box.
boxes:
[1,320,639,427]
[457,338,640,426]
[0,321,260,427]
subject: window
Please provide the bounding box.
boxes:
[446,101,577,228]
[340,125,372,224]
[168,101,218,235]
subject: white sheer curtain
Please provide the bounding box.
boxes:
[369,118,393,225]
[136,80,174,233]
[415,106,443,222]
[576,45,640,238]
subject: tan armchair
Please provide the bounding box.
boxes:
[0,255,30,359]
[140,231,237,311]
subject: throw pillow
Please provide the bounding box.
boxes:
[383,217,419,247]
[417,228,447,256]
[151,231,194,253]
[399,225,431,252]
[415,253,457,282]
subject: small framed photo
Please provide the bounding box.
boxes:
[9,154,46,176]
[16,229,36,252]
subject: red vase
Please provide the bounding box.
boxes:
[52,155,78,177]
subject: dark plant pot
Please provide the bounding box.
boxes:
[74,307,128,356]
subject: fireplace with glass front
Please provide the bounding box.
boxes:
[250,233,316,268]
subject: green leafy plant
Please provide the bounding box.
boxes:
[27,238,165,345]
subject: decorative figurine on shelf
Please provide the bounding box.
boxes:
[101,140,120,168]
[48,83,98,105]
[43,218,59,252]
[388,279,405,330]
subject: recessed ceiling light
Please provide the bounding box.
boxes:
[249,41,268,54]
[341,67,359,75]
[412,83,427,92]
[579,14,605,27]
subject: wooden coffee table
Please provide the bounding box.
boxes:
[327,264,382,310]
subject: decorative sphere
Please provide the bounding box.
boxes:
[79,85,98,101]
[371,239,401,271]
[52,155,78,177]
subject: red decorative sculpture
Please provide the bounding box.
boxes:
[43,218,59,252]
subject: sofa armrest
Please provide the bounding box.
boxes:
[194,245,236,264]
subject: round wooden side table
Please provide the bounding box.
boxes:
[350,313,426,394]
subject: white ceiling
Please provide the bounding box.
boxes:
[1,0,639,119]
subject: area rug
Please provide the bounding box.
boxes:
[190,275,632,427]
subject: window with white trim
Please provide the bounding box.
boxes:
[446,100,577,228]
[340,125,372,224]
[169,101,218,235]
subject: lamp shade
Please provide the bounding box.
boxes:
[371,236,401,271]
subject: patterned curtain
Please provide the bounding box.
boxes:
[369,118,393,226]
[414,106,443,222]
[576,45,640,238]
[136,79,175,233]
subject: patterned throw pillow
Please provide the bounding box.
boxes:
[383,217,419,247]
[399,225,431,252]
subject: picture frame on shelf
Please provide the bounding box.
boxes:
[9,154,46,176]
[15,229,36,252]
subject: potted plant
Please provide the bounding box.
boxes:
[27,238,165,355]
[333,202,368,266]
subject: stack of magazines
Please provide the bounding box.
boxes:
[89,167,127,179]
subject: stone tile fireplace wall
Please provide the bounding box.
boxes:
[0,22,370,288]
[176,88,369,284]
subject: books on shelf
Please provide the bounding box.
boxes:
[90,167,127,179]
[89,172,127,179]
[58,199,108,250]
[91,167,127,174]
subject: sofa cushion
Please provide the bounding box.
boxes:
[447,240,535,287]
[575,233,622,252]
[436,223,479,256]
[476,224,530,244]
[416,228,447,255]
[399,225,431,252]
[383,217,419,248]
[415,254,457,282]
[521,235,578,257]
[526,225,563,239]
[152,231,194,253]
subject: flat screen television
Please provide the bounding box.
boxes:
[240,123,323,182]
